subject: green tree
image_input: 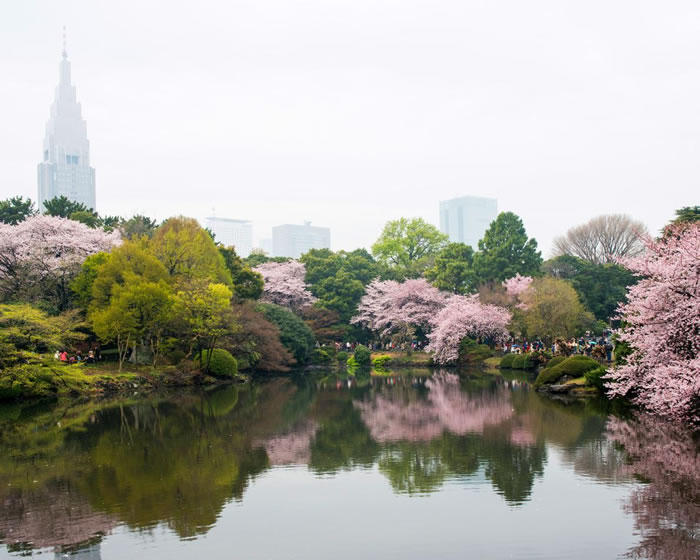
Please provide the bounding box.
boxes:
[670,205,700,225]
[150,217,232,286]
[69,209,101,228]
[0,196,36,225]
[218,246,264,300]
[371,217,448,278]
[173,281,235,371]
[92,280,174,370]
[89,241,170,310]
[518,277,594,343]
[42,195,91,218]
[542,255,636,323]
[256,303,315,363]
[0,303,85,363]
[301,248,381,322]
[473,212,542,284]
[425,242,477,294]
[70,252,111,309]
[120,215,158,239]
[100,215,122,232]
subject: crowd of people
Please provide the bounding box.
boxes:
[504,332,615,362]
[53,348,100,364]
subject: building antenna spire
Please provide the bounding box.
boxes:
[62,25,67,59]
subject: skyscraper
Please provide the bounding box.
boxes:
[38,34,96,212]
[205,216,253,257]
[272,222,330,259]
[439,195,498,248]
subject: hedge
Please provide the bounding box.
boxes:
[512,354,534,370]
[544,356,567,369]
[353,345,372,367]
[500,354,516,368]
[534,355,599,387]
[195,348,238,378]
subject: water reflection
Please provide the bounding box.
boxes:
[0,371,697,558]
[606,415,700,559]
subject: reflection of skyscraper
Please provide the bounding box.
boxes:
[205,216,253,257]
[439,196,498,249]
[38,34,96,212]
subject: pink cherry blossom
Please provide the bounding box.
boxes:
[254,260,316,310]
[351,278,449,335]
[503,274,533,298]
[427,295,512,364]
[0,215,121,306]
[605,223,700,424]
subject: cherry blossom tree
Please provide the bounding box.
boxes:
[351,278,449,337]
[606,223,700,424]
[426,295,511,364]
[0,215,121,310]
[503,274,533,298]
[254,260,316,311]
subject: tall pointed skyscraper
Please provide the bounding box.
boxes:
[38,30,96,212]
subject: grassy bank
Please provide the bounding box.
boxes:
[0,356,244,402]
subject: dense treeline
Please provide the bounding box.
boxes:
[1,196,698,423]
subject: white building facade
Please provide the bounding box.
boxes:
[439,195,498,249]
[38,45,96,212]
[272,222,330,259]
[205,217,253,257]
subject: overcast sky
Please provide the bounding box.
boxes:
[1,1,698,255]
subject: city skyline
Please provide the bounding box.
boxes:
[1,2,697,256]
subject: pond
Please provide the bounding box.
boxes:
[0,369,697,559]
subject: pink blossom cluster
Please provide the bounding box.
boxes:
[350,278,449,334]
[354,372,513,442]
[503,274,533,298]
[0,215,120,291]
[254,260,316,310]
[426,295,512,364]
[606,224,700,424]
[607,415,700,559]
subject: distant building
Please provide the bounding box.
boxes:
[38,38,96,212]
[272,222,330,259]
[205,217,253,257]
[439,196,498,248]
[259,238,273,256]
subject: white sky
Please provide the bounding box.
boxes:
[1,1,698,255]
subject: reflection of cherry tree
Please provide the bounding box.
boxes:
[607,415,700,560]
[0,481,115,552]
[256,420,318,466]
[355,373,513,442]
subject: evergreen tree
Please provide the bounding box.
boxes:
[473,212,542,284]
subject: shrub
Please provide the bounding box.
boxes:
[195,348,238,378]
[528,350,551,368]
[458,339,492,363]
[584,366,608,391]
[353,345,372,367]
[0,361,92,400]
[544,356,567,369]
[372,355,392,369]
[311,348,332,364]
[166,349,187,365]
[500,354,516,368]
[336,351,349,364]
[535,355,599,387]
[512,354,534,370]
[256,303,315,363]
